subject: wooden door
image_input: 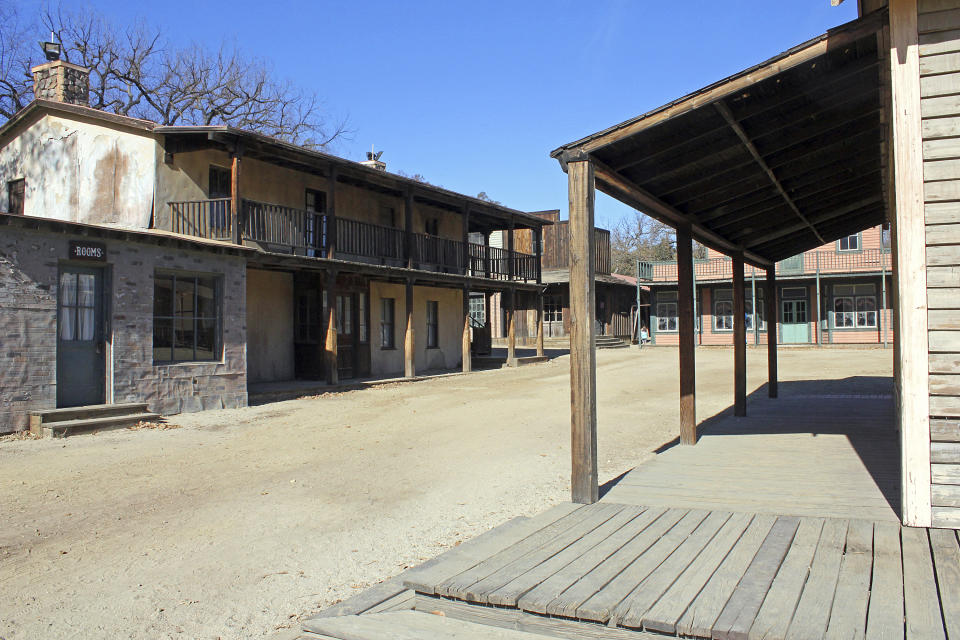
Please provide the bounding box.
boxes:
[57,266,105,407]
[781,299,810,344]
[336,293,354,379]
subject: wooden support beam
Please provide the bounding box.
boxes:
[230,151,242,245]
[567,159,598,504]
[327,166,338,259]
[766,266,778,398]
[677,226,697,445]
[324,270,338,385]
[536,292,545,357]
[733,254,747,417]
[507,288,516,365]
[889,0,930,528]
[462,285,472,373]
[736,195,882,248]
[404,278,416,378]
[715,100,826,245]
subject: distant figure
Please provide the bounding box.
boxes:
[639,326,649,348]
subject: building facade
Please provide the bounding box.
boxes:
[642,225,894,347]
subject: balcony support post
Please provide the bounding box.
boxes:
[536,291,545,357]
[766,265,778,398]
[404,277,416,378]
[230,149,242,245]
[462,204,470,276]
[462,285,472,373]
[733,254,747,417]
[405,189,416,270]
[507,287,516,365]
[677,225,697,445]
[483,232,491,279]
[535,225,543,284]
[324,269,339,386]
[327,166,338,259]
[507,216,516,282]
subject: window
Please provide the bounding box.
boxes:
[381,298,395,348]
[881,222,891,249]
[208,166,231,234]
[153,273,221,363]
[837,233,860,252]
[426,300,439,348]
[469,293,485,327]
[714,289,733,331]
[7,179,25,215]
[305,189,326,252]
[59,272,96,341]
[656,292,678,332]
[336,295,352,335]
[833,284,876,328]
[544,295,563,323]
[425,218,439,236]
[747,289,766,331]
[295,291,319,342]
[358,293,368,343]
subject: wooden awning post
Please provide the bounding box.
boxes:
[230,149,242,245]
[461,285,472,373]
[404,277,416,378]
[677,226,697,445]
[567,157,598,504]
[404,189,415,269]
[536,292,545,357]
[507,288,516,365]
[766,266,778,398]
[327,166,337,259]
[324,270,339,385]
[733,254,747,417]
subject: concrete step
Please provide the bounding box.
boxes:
[40,412,162,438]
[595,336,629,349]
[29,403,160,438]
[30,402,150,424]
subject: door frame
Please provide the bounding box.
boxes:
[780,298,810,344]
[56,263,110,407]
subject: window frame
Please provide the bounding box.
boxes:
[656,292,679,333]
[426,300,439,348]
[469,293,486,327]
[7,178,25,215]
[380,297,395,349]
[837,233,862,253]
[544,294,563,323]
[153,271,223,364]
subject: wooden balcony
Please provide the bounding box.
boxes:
[639,248,893,283]
[161,198,540,282]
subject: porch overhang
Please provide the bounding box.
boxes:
[550,10,888,266]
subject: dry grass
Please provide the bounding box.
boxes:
[0,430,41,442]
[127,420,181,431]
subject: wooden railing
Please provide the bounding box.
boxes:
[638,248,893,282]
[163,198,540,282]
[169,199,233,240]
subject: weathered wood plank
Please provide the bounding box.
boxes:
[932,506,960,528]
[925,157,960,181]
[824,520,874,640]
[921,29,960,57]
[747,517,825,640]
[932,441,960,463]
[929,311,960,331]
[927,288,960,310]
[675,514,777,638]
[921,52,960,75]
[923,116,960,140]
[402,505,578,593]
[712,516,800,640]
[866,522,905,640]
[902,526,947,639]
[312,578,409,619]
[783,518,848,640]
[434,505,594,598]
[517,507,665,615]
[928,266,960,287]
[616,511,733,629]
[931,373,960,394]
[929,330,960,351]
[576,509,709,623]
[926,246,960,268]
[927,202,960,226]
[933,483,960,507]
[305,610,561,640]
[933,463,960,485]
[920,0,960,14]
[920,8,960,34]
[922,94,960,118]
[931,395,960,417]
[926,180,960,202]
[544,509,688,619]
[931,418,960,442]
[930,528,960,639]
[641,512,755,636]
[921,71,960,98]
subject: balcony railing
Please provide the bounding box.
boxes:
[163,198,538,282]
[638,248,893,283]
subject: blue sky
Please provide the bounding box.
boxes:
[23,0,858,228]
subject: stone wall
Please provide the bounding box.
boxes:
[0,224,248,432]
[31,61,90,106]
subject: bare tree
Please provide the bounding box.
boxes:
[0,4,347,148]
[610,210,709,275]
[0,1,36,119]
[475,191,501,205]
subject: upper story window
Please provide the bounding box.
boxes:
[837,233,860,252]
[153,272,222,363]
[7,179,25,215]
[881,223,891,249]
[209,166,231,199]
[425,218,439,236]
[305,189,326,252]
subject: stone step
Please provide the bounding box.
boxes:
[30,402,150,425]
[39,412,162,438]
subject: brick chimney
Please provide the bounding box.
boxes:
[32,59,90,106]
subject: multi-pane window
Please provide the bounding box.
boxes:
[153,273,220,363]
[358,293,368,343]
[747,290,766,331]
[833,284,877,328]
[714,289,733,331]
[295,291,319,342]
[544,295,563,323]
[426,300,439,348]
[837,233,860,252]
[469,294,485,327]
[656,292,678,332]
[381,298,395,348]
[7,179,25,215]
[59,272,96,341]
[881,223,891,249]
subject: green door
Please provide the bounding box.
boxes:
[781,299,810,344]
[57,266,105,407]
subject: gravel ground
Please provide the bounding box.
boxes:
[0,346,892,639]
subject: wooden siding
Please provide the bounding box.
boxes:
[540,221,612,275]
[920,0,960,528]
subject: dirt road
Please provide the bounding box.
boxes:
[0,346,892,639]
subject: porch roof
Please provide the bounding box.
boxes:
[550,11,888,266]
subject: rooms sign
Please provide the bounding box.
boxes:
[69,241,106,261]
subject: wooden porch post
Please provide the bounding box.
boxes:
[507,288,516,364]
[327,166,337,259]
[404,277,416,378]
[230,150,242,245]
[733,254,747,417]
[567,157,598,504]
[324,270,339,385]
[766,266,778,398]
[462,204,470,276]
[890,0,930,528]
[507,216,516,281]
[536,291,545,357]
[462,285,472,373]
[677,225,697,445]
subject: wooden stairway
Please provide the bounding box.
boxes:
[29,403,161,438]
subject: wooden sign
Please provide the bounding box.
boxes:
[69,240,106,261]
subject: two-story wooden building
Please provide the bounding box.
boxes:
[0,59,550,432]
[643,224,894,346]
